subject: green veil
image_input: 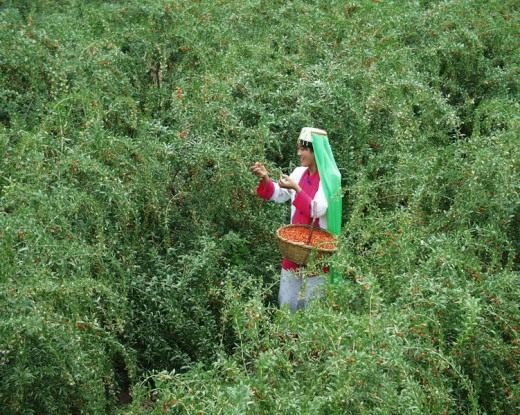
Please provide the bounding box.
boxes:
[312,132,342,282]
[312,132,342,236]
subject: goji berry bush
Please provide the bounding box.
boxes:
[0,0,518,414]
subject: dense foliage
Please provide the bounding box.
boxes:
[0,0,518,414]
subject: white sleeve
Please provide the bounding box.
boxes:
[268,167,305,204]
[307,180,330,229]
[311,185,329,218]
[269,182,293,203]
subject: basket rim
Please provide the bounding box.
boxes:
[276,224,337,253]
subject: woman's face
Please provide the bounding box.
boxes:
[297,144,316,168]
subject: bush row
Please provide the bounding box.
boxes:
[0,0,518,413]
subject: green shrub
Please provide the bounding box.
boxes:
[0,0,518,414]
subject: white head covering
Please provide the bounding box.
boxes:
[298,127,328,143]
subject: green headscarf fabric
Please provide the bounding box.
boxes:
[312,132,342,283]
[312,133,342,236]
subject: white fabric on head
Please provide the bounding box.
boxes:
[298,127,328,143]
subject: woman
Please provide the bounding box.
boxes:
[250,127,342,312]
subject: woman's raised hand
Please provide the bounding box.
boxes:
[278,174,301,193]
[250,162,269,180]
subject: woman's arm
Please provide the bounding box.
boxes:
[251,162,292,203]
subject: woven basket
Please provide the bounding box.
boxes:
[276,224,337,265]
